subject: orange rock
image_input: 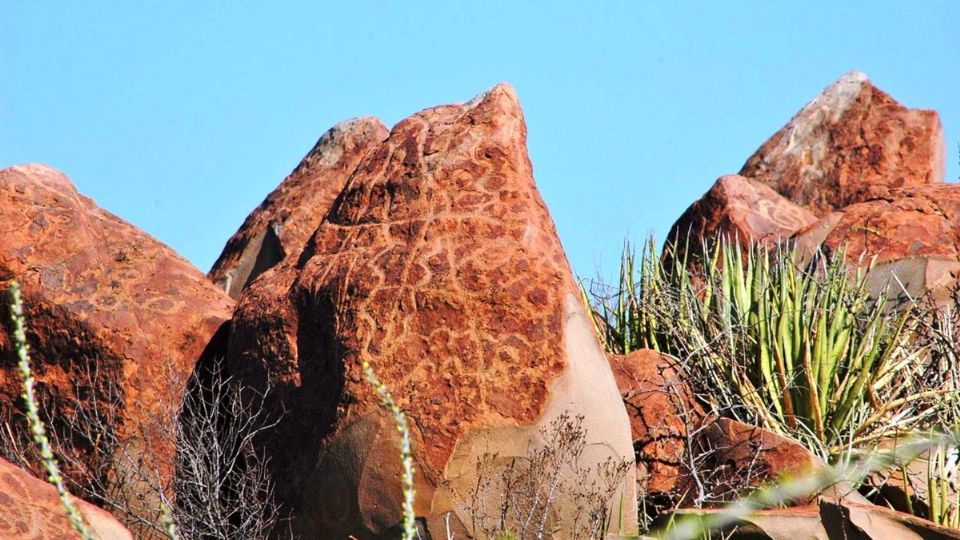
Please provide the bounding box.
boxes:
[690,417,821,502]
[666,174,818,263]
[793,183,960,306]
[741,71,944,216]
[607,349,706,503]
[0,456,132,539]
[0,164,234,533]
[209,117,389,299]
[221,84,638,537]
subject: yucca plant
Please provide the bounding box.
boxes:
[586,236,958,459]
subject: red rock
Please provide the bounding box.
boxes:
[665,174,818,262]
[0,164,235,533]
[0,456,132,539]
[223,84,637,537]
[607,349,706,506]
[793,183,960,306]
[740,71,945,215]
[690,418,822,503]
[208,117,389,299]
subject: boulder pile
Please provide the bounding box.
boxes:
[0,71,955,539]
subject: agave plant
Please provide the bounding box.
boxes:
[586,236,959,459]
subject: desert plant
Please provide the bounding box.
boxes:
[362,359,417,540]
[587,237,959,460]
[7,280,96,539]
[460,412,631,540]
[1,283,281,539]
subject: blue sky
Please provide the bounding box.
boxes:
[3,3,958,283]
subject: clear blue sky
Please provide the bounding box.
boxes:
[3,3,958,283]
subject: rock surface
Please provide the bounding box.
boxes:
[740,71,944,215]
[665,174,818,262]
[0,164,235,533]
[671,498,960,540]
[208,117,389,299]
[691,418,821,502]
[793,183,960,306]
[221,84,638,538]
[0,456,132,540]
[608,349,705,509]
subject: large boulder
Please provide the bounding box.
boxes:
[0,456,132,540]
[222,84,638,538]
[793,183,960,306]
[208,117,389,299]
[0,164,235,533]
[665,174,818,263]
[740,71,944,216]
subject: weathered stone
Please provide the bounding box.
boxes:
[690,418,822,503]
[665,174,818,263]
[670,498,960,539]
[607,349,706,508]
[793,183,960,306]
[0,456,132,540]
[222,84,637,538]
[209,117,389,299]
[740,71,945,215]
[0,164,235,533]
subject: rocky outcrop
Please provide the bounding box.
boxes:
[208,117,389,299]
[607,350,827,511]
[221,84,637,538]
[740,71,944,215]
[0,164,235,533]
[665,174,818,262]
[0,456,132,540]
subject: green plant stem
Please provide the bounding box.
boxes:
[9,281,97,540]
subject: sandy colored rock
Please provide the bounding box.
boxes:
[208,117,389,299]
[0,456,132,540]
[223,84,637,538]
[0,164,235,533]
[671,498,960,539]
[607,349,705,508]
[665,174,818,263]
[740,71,944,215]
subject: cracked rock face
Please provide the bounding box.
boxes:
[0,164,235,534]
[221,84,637,538]
[208,116,389,299]
[607,349,705,509]
[0,457,132,540]
[740,71,944,216]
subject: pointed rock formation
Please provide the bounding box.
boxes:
[0,164,235,534]
[0,456,132,539]
[222,84,638,538]
[209,117,389,299]
[740,71,944,215]
[665,174,818,262]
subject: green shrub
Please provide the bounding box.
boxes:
[586,237,959,460]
